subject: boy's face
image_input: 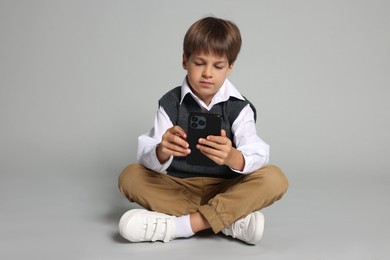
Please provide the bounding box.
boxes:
[183,52,233,106]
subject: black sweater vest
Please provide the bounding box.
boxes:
[159,86,256,179]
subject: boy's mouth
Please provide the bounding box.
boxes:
[199,81,213,87]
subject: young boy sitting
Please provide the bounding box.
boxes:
[118,16,288,245]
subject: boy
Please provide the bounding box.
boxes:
[118,16,288,245]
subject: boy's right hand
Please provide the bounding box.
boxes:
[156,125,191,164]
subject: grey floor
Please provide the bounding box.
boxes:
[1,160,389,260]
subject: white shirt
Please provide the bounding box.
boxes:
[137,78,270,175]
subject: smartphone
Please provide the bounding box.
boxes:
[186,112,222,167]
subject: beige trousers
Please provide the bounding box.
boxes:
[118,164,288,233]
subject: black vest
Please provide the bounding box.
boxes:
[159,86,257,179]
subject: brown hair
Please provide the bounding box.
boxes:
[183,17,242,65]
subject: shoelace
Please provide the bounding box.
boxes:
[145,216,175,242]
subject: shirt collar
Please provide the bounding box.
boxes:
[180,77,245,111]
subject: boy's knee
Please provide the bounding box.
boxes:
[262,164,289,195]
[118,164,142,194]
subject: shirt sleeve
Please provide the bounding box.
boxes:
[137,106,174,173]
[230,104,270,174]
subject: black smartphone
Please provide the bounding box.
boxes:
[186,112,222,167]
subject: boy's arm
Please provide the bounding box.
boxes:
[137,106,174,173]
[231,104,270,173]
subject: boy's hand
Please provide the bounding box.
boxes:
[156,125,191,164]
[197,129,245,171]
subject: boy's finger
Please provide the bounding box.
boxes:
[205,135,228,145]
[172,125,187,138]
[172,135,189,148]
[198,138,220,150]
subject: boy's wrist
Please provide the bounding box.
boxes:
[156,144,169,165]
[225,148,245,172]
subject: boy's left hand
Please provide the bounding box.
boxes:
[197,129,244,171]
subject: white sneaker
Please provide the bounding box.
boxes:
[119,209,176,243]
[221,211,264,245]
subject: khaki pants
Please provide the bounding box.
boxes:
[118,164,288,233]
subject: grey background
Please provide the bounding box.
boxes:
[1,0,389,259]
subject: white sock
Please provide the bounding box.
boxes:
[173,214,195,239]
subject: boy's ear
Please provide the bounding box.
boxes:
[227,63,234,76]
[182,53,188,70]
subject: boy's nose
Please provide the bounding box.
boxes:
[202,66,212,78]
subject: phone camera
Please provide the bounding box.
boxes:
[190,115,206,129]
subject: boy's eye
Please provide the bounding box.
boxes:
[214,64,226,69]
[192,60,226,69]
[194,61,204,66]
